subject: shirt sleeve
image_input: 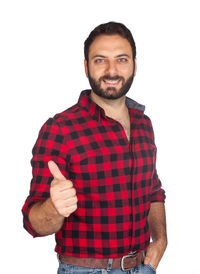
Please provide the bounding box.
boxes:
[145,115,166,203]
[22,118,70,237]
[150,169,166,203]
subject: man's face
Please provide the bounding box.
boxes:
[84,34,136,100]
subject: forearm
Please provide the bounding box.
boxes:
[143,202,167,268]
[29,198,65,236]
[148,202,167,246]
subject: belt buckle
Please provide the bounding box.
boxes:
[121,251,136,272]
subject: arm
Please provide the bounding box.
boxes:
[22,119,76,237]
[28,161,78,236]
[144,202,168,269]
[143,116,167,268]
[29,198,65,236]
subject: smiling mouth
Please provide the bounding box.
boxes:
[103,79,121,86]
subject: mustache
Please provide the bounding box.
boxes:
[99,75,124,82]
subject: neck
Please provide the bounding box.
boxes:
[90,90,128,118]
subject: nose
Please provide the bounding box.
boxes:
[105,60,118,76]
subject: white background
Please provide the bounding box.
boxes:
[0,0,200,273]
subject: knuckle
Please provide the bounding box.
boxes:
[60,210,69,218]
[66,180,73,187]
[50,179,58,187]
[71,188,76,196]
[63,204,78,217]
[71,197,78,205]
[58,205,69,217]
[73,204,78,211]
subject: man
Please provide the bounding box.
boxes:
[22,22,167,273]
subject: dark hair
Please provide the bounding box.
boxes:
[84,21,136,62]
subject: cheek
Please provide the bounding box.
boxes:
[119,65,133,76]
[89,65,106,79]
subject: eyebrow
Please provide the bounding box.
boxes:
[91,55,106,60]
[116,54,131,58]
[91,54,131,60]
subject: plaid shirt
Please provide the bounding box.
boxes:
[22,89,165,258]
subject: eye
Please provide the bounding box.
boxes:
[94,59,105,63]
[118,58,128,63]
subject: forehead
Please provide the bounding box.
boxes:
[89,34,133,58]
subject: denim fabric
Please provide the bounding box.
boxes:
[57,261,156,274]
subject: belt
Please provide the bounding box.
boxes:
[59,251,145,271]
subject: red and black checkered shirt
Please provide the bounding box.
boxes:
[22,89,165,258]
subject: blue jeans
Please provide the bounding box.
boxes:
[57,261,156,274]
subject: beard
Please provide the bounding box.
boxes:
[87,69,134,100]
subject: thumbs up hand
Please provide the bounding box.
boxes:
[48,161,78,218]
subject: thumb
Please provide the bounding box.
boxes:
[144,255,151,265]
[48,160,66,180]
[144,247,152,265]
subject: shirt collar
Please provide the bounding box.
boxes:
[78,89,145,121]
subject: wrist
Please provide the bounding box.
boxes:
[44,198,64,220]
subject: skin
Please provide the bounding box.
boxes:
[84,35,136,116]
[145,202,167,269]
[84,35,167,269]
[84,34,137,142]
[29,161,77,235]
[28,34,167,269]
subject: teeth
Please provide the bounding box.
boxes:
[104,80,119,84]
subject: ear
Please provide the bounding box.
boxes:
[84,59,89,78]
[134,58,137,76]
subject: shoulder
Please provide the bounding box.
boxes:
[130,109,155,142]
[142,114,154,127]
[141,114,155,141]
[130,107,153,126]
[38,103,82,137]
[53,103,82,126]
[44,102,82,126]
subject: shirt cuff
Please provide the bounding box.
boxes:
[150,187,166,203]
[22,197,45,237]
